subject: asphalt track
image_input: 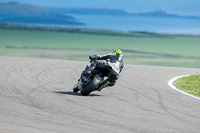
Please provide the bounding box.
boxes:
[0,56,200,133]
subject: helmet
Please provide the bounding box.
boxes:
[113,49,123,55]
[113,49,123,61]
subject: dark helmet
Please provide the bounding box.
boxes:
[113,49,123,61]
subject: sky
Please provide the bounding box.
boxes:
[1,0,200,16]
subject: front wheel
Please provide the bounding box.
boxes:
[81,74,101,96]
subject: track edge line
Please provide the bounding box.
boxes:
[168,75,200,100]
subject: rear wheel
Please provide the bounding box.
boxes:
[81,74,101,96]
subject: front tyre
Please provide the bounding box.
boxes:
[81,74,101,96]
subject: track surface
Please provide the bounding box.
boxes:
[0,57,200,133]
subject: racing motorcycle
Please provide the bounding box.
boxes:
[73,59,112,96]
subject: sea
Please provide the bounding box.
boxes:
[4,14,200,35]
[65,14,200,35]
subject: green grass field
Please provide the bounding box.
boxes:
[175,75,200,97]
[0,24,200,68]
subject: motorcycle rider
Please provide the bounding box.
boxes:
[75,49,124,91]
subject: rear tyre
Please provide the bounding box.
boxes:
[81,74,101,96]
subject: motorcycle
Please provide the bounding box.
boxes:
[73,59,112,96]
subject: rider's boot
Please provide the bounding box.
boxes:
[96,79,116,91]
[96,79,109,91]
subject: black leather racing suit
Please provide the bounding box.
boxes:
[82,53,124,88]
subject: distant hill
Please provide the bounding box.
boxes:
[0,2,199,28]
[136,10,200,19]
[52,7,200,19]
[136,10,177,17]
[51,8,130,16]
[0,2,85,25]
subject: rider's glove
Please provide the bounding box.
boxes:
[89,55,99,60]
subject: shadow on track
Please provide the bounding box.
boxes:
[55,91,101,96]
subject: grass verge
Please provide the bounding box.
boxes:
[175,75,200,97]
[1,24,200,68]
